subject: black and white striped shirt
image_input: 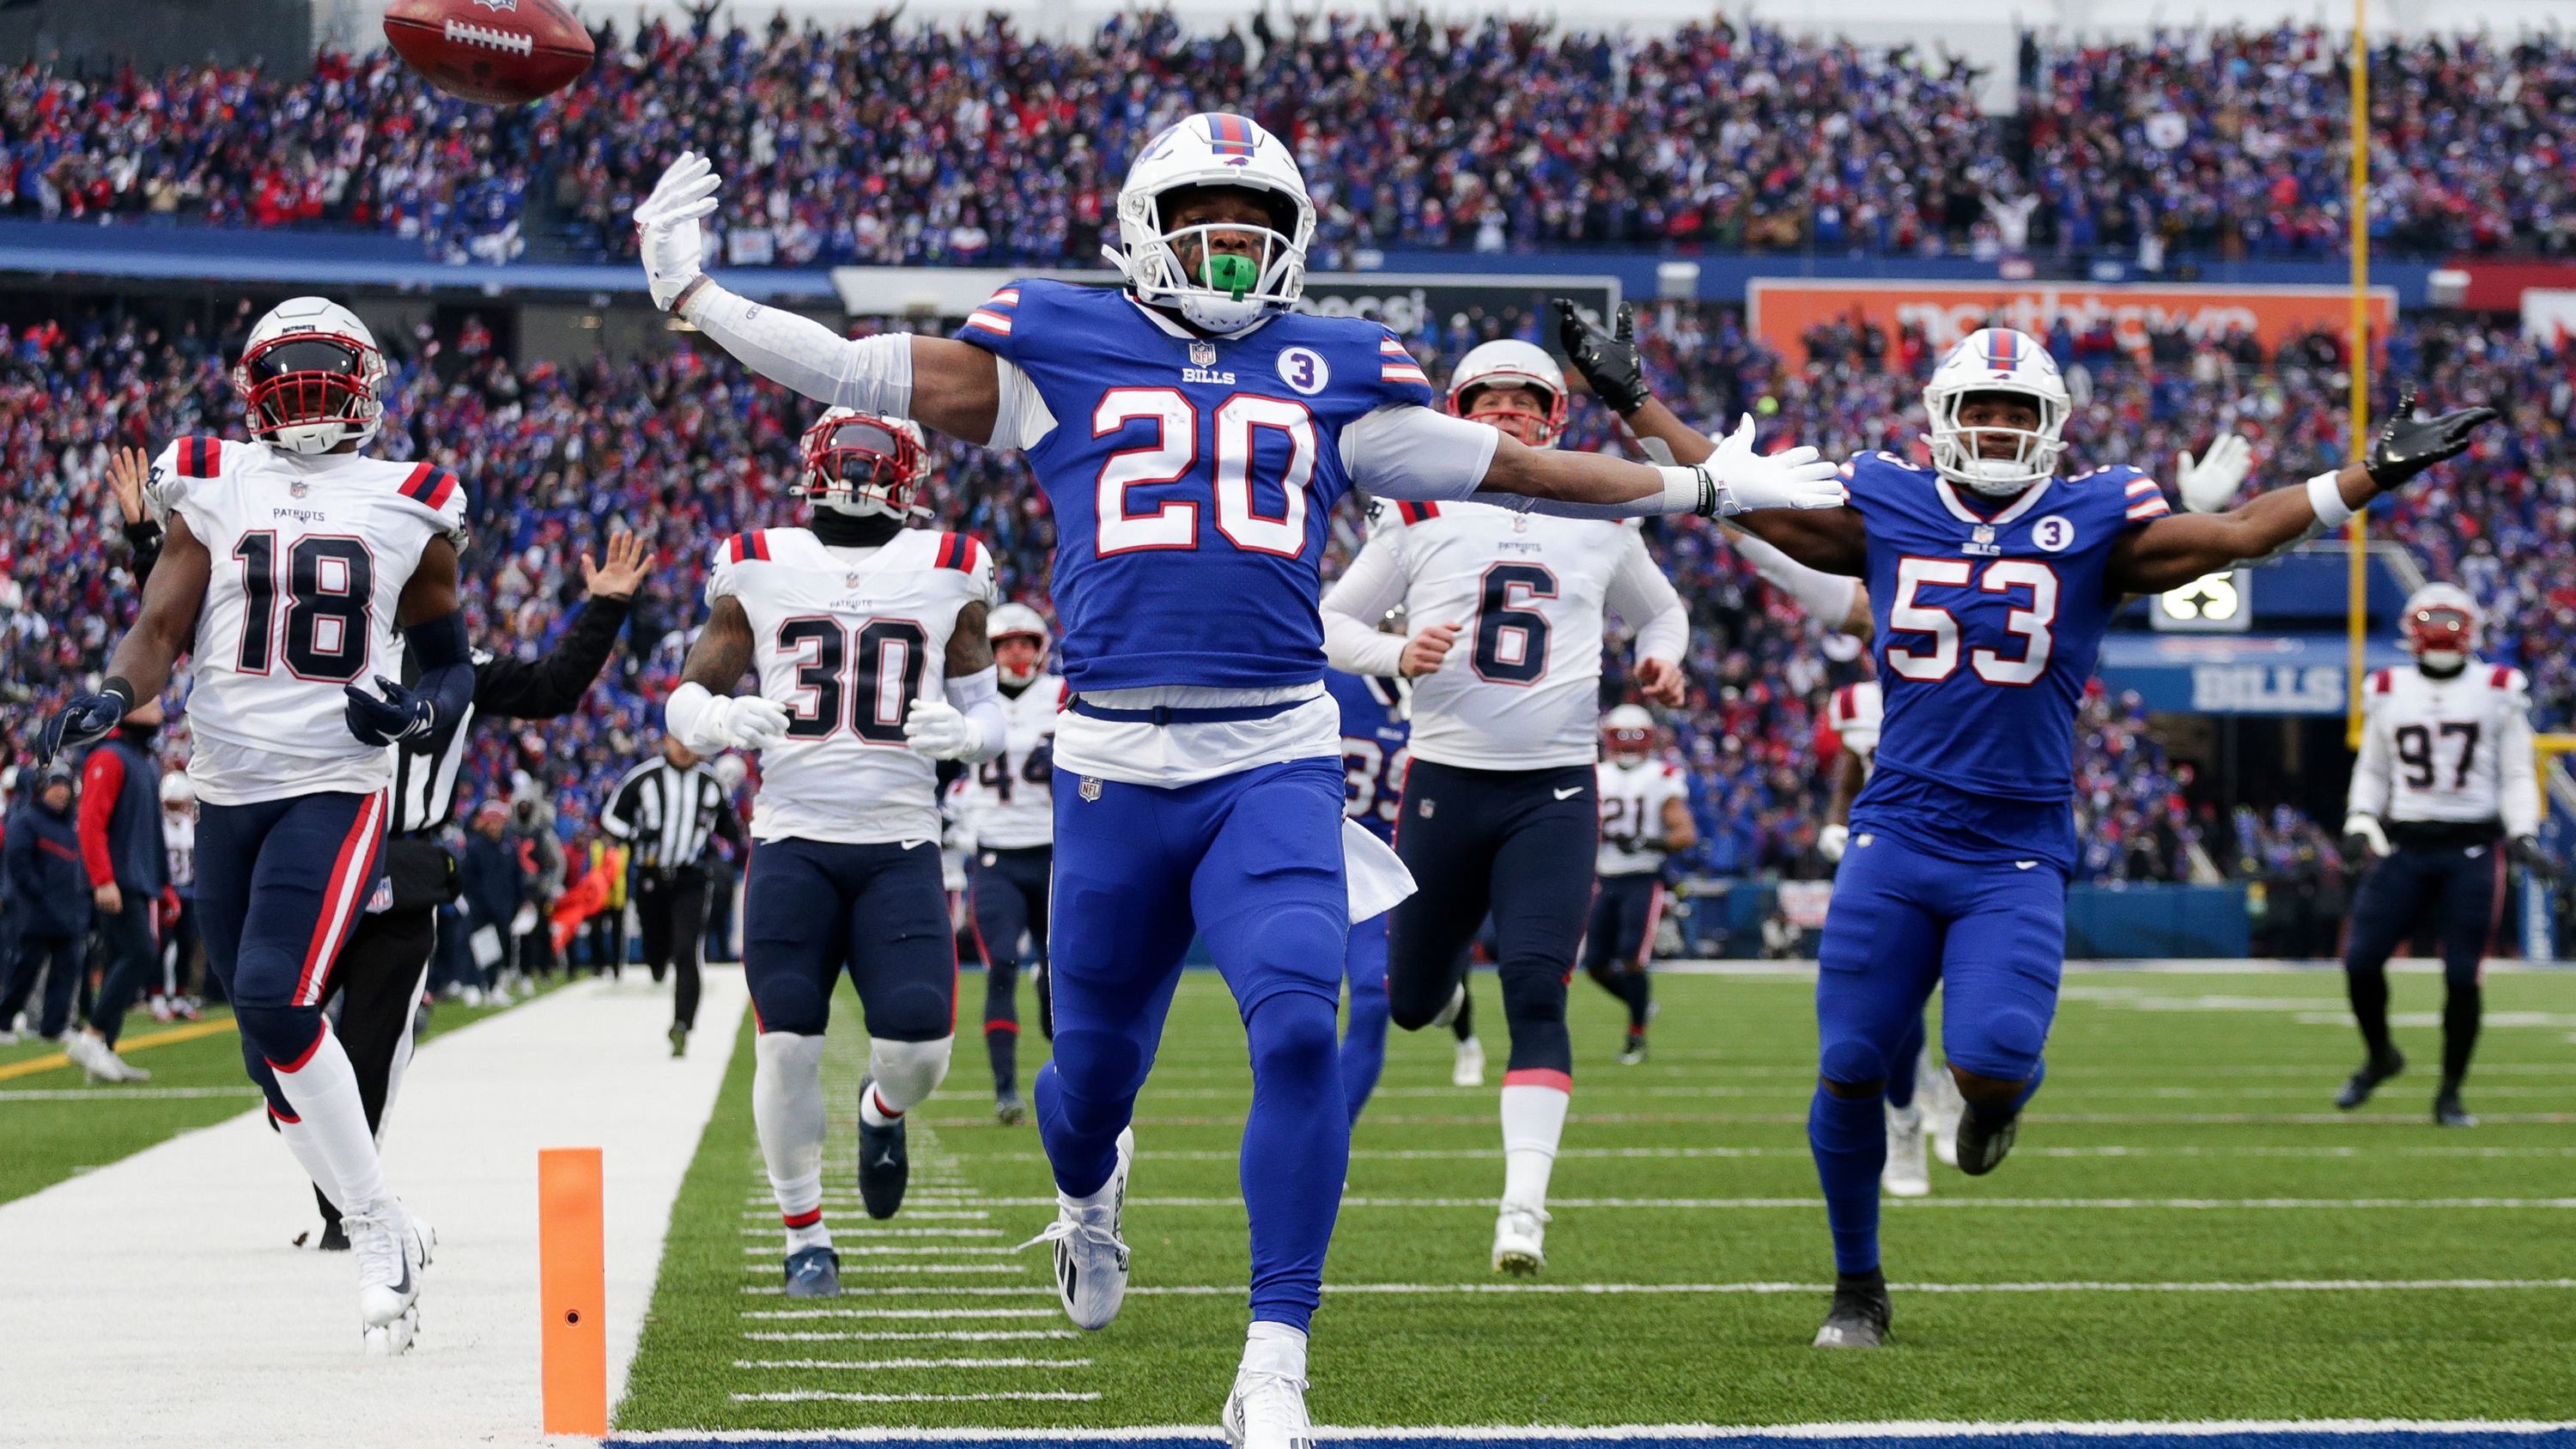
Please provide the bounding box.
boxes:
[388,699,481,837]
[602,758,733,873]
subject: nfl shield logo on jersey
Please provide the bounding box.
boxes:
[289,480,310,499]
[1966,524,1998,556]
[1189,341,1218,367]
[1079,777,1103,802]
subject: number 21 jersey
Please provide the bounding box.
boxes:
[708,526,993,846]
[149,435,465,806]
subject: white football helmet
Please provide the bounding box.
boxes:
[1447,340,1569,448]
[796,408,928,520]
[234,296,388,455]
[1109,112,1315,334]
[1603,703,1656,765]
[1923,328,2069,496]
[2401,582,2481,674]
[987,602,1052,686]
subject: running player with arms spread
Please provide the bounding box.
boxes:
[630,116,1841,1441]
[1600,321,2496,1349]
[40,297,466,1354]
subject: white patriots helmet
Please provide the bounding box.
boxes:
[1923,327,2070,496]
[233,296,388,455]
[1603,703,1657,764]
[987,602,1052,686]
[1446,339,1570,448]
[1109,112,1315,334]
[796,408,929,521]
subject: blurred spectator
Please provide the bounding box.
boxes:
[64,698,168,1082]
[0,763,88,1043]
[456,800,519,1003]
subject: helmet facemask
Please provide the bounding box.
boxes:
[796,413,926,522]
[1454,379,1567,448]
[2407,604,2476,676]
[1926,386,2067,497]
[235,332,386,455]
[1117,184,1310,334]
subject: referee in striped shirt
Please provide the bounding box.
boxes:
[602,734,743,1056]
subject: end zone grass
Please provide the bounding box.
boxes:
[617,967,2576,1433]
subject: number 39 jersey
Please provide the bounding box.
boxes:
[1326,669,1409,843]
[2349,663,2540,835]
[1846,452,2169,870]
[960,672,1067,850]
[953,278,1434,693]
[708,526,994,846]
[149,436,465,806]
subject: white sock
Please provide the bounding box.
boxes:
[754,1032,829,1251]
[1242,1320,1308,1379]
[1887,1100,1922,1130]
[273,1109,343,1210]
[1499,1078,1571,1211]
[866,1035,952,1116]
[270,1030,391,1215]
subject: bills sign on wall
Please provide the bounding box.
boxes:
[1747,278,2397,367]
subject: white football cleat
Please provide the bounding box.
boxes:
[1491,1200,1548,1276]
[1022,1127,1133,1329]
[1222,1365,1317,1449]
[1919,1051,1965,1169]
[1451,1035,1485,1088]
[1882,1103,1931,1197]
[348,1201,428,1355]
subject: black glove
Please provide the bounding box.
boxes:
[2511,835,2560,879]
[2364,387,2499,489]
[343,674,439,746]
[38,682,131,762]
[1553,297,1650,414]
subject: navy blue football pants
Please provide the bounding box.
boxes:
[743,838,955,1042]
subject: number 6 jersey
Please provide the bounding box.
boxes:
[149,436,466,806]
[708,526,994,846]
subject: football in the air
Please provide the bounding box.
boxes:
[384,0,594,106]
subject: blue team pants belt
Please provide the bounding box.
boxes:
[1066,695,1309,726]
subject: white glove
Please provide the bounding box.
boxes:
[2342,812,2394,859]
[1701,415,1847,515]
[902,699,981,761]
[635,152,720,312]
[1819,822,1850,864]
[667,680,789,754]
[2177,433,2254,513]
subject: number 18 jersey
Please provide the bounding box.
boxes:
[1846,453,2167,870]
[149,436,465,806]
[708,526,993,846]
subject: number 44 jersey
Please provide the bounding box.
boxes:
[149,436,466,806]
[1847,452,2169,871]
[708,526,995,846]
[959,671,1068,851]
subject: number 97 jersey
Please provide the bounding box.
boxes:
[708,526,993,846]
[1846,452,2169,870]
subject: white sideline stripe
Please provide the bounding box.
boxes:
[727,1391,1103,1404]
[607,1415,2576,1442]
[740,1307,1063,1319]
[736,1355,1092,1370]
[965,1145,2576,1164]
[743,1329,1081,1342]
[0,1085,266,1101]
[951,1196,2576,1212]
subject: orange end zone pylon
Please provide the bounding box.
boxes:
[538,1146,607,1435]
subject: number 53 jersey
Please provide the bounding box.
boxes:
[708,525,994,846]
[149,436,466,806]
[1846,452,2170,871]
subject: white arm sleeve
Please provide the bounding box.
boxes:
[987,356,1060,451]
[2348,707,2393,820]
[944,665,1009,766]
[1320,534,1411,677]
[2498,684,2542,839]
[678,281,915,417]
[1727,523,1860,626]
[1606,529,1689,664]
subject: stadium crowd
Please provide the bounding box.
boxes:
[6,18,2576,263]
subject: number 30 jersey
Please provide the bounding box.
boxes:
[707,526,994,846]
[149,435,465,806]
[1846,452,2168,870]
[959,671,1066,851]
[2348,663,2540,836]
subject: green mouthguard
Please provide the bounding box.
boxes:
[1204,252,1259,299]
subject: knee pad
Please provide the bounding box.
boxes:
[867,1035,951,1113]
[1048,1026,1152,1109]
[1245,994,1340,1087]
[748,969,832,1038]
[1953,1008,2047,1082]
[1818,1036,1887,1093]
[1497,957,1568,1029]
[234,1001,325,1069]
[865,979,956,1044]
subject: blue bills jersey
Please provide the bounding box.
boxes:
[1845,452,2171,870]
[955,280,1436,692]
[1326,669,1410,843]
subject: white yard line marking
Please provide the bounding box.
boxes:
[736,1222,1005,1235]
[744,1330,1082,1342]
[741,1261,1029,1274]
[739,1244,1022,1255]
[950,1195,2576,1211]
[1033,1112,2576,1127]
[736,1355,1093,1370]
[727,1390,1103,1404]
[959,1144,2576,1165]
[0,1086,265,1101]
[740,1306,1062,1319]
[607,1414,2576,1442]
[736,1277,2576,1300]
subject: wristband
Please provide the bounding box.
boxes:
[1653,464,1720,517]
[2306,470,2355,529]
[101,676,138,709]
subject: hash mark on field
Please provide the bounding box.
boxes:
[743,1330,1082,1342]
[739,1307,1062,1319]
[737,1356,1093,1370]
[728,1391,1103,1404]
[740,1244,1022,1255]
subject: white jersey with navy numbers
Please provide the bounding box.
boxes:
[708,526,995,846]
[962,672,1066,851]
[2349,662,2541,836]
[1324,500,1687,772]
[1596,756,1690,876]
[147,435,466,806]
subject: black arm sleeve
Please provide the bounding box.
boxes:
[470,596,633,721]
[709,789,745,848]
[124,518,164,586]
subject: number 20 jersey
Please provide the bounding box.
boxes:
[954,279,1434,692]
[1846,452,2168,870]
[707,526,994,846]
[149,435,465,806]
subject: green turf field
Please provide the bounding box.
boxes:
[0,985,558,1206]
[616,965,2576,1433]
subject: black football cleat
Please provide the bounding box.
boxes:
[784,1246,843,1299]
[2433,1089,2477,1128]
[1812,1268,1892,1349]
[856,1074,908,1220]
[1952,1108,2018,1176]
[2335,1048,2406,1110]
